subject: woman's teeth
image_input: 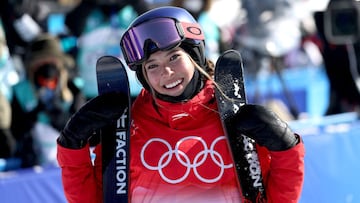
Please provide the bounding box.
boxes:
[165,79,182,89]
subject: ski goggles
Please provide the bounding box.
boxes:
[36,75,58,90]
[120,18,204,70]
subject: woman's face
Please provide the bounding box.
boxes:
[143,47,195,97]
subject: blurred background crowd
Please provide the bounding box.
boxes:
[0,0,359,172]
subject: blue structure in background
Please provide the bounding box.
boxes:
[245,65,330,118]
[292,112,360,203]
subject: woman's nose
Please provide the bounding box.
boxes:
[161,66,174,77]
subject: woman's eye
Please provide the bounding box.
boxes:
[170,54,180,61]
[146,64,158,70]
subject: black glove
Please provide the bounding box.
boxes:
[57,92,126,149]
[233,104,299,151]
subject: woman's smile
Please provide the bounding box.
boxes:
[164,79,184,89]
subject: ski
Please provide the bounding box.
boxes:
[214,50,266,202]
[96,56,131,203]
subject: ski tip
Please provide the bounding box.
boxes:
[223,49,241,57]
[96,56,125,69]
[214,49,247,115]
[216,50,242,65]
[96,55,130,95]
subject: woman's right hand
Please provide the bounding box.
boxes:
[57,92,126,149]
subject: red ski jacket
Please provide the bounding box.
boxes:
[57,80,305,203]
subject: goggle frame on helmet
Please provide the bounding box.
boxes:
[120,18,204,70]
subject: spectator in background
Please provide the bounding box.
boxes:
[10,33,85,168]
[0,0,43,57]
[0,0,81,67]
[314,10,360,115]
[0,18,17,161]
[64,0,151,99]
[171,0,222,62]
[0,90,15,159]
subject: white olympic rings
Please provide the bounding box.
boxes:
[140,136,233,184]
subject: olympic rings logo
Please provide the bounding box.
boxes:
[140,136,233,184]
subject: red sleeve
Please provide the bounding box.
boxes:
[57,143,103,203]
[266,136,305,203]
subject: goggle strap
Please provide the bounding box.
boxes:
[179,22,205,41]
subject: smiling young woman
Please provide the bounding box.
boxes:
[57,6,305,203]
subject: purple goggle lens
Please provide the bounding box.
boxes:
[120,18,204,70]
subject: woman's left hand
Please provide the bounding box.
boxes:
[233,104,300,151]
